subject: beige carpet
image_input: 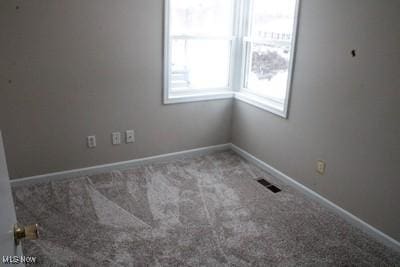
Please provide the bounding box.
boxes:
[12,150,400,266]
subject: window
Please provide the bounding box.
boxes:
[164,0,300,118]
[238,0,299,117]
[164,0,236,103]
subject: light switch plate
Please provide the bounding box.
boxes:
[125,130,135,143]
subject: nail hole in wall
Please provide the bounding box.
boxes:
[351,49,356,57]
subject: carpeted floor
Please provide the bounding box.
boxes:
[12,150,400,266]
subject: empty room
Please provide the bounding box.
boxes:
[0,0,399,266]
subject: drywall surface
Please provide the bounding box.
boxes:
[232,0,400,241]
[0,0,232,178]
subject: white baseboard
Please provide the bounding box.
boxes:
[230,144,400,254]
[10,143,231,187]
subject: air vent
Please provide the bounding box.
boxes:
[266,185,281,193]
[256,179,271,187]
[257,178,282,193]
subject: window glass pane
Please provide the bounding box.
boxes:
[245,0,297,102]
[251,0,297,38]
[171,39,231,90]
[170,0,234,37]
[246,43,291,101]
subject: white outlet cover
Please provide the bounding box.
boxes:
[87,136,96,148]
[317,160,326,175]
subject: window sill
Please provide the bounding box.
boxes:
[234,92,288,118]
[164,91,234,104]
[163,90,288,119]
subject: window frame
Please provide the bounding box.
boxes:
[163,0,237,104]
[163,0,301,119]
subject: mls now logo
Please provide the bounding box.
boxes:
[2,255,37,264]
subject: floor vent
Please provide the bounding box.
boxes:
[256,178,282,193]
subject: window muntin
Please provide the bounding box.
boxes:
[242,0,298,106]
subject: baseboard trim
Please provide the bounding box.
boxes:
[11,143,231,187]
[230,144,400,253]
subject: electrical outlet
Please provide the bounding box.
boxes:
[112,132,121,145]
[316,160,326,175]
[87,136,96,148]
[125,130,135,143]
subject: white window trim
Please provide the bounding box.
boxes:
[163,0,301,119]
[234,91,287,117]
[165,91,234,104]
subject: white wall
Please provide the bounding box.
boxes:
[0,0,233,178]
[232,0,400,241]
